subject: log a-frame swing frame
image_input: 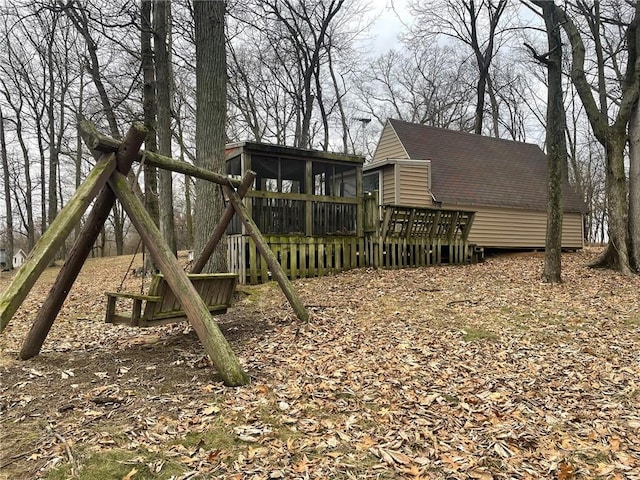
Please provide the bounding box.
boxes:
[0,120,309,387]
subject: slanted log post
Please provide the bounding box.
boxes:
[109,171,249,387]
[18,124,148,359]
[192,171,255,274]
[0,154,118,333]
[223,185,310,323]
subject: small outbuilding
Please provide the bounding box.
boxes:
[0,249,7,270]
[364,119,587,250]
[13,249,27,269]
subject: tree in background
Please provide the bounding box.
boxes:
[1,0,636,277]
[193,0,228,272]
[0,104,13,267]
[227,0,368,151]
[355,45,476,132]
[62,0,133,255]
[155,0,177,255]
[141,0,161,252]
[527,1,568,283]
[407,0,509,136]
[0,17,36,251]
[555,1,639,275]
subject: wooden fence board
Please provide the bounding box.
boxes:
[226,204,476,284]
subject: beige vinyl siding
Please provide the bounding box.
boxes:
[456,204,583,249]
[561,213,584,248]
[397,163,432,206]
[372,124,408,162]
[382,166,395,205]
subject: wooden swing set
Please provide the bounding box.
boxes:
[0,120,309,386]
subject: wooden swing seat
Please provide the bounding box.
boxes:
[105,273,238,327]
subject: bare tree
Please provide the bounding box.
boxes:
[141,0,160,242]
[356,46,475,131]
[555,1,639,275]
[0,105,13,267]
[227,0,368,151]
[154,0,177,255]
[61,0,145,256]
[630,101,640,270]
[407,0,509,136]
[527,1,567,282]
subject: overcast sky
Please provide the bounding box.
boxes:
[369,0,410,53]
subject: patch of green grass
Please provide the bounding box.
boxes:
[574,450,611,466]
[461,327,499,342]
[442,394,460,405]
[179,418,238,450]
[89,423,132,445]
[46,449,186,480]
[624,314,640,326]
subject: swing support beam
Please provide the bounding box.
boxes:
[18,124,147,359]
[2,120,310,387]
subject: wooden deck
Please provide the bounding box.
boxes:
[227,204,476,284]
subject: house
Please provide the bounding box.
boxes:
[224,141,479,283]
[364,119,587,250]
[13,249,27,269]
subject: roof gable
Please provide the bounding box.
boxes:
[387,119,587,213]
[371,121,409,162]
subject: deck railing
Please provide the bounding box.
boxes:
[228,196,358,236]
[226,194,478,283]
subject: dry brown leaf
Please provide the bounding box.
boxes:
[468,470,493,480]
[388,449,413,465]
[557,462,575,480]
[122,467,138,480]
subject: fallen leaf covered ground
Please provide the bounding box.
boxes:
[0,248,639,479]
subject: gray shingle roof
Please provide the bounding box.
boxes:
[388,119,587,213]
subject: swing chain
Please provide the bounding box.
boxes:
[117,238,143,293]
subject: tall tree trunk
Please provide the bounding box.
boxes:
[194,0,228,272]
[596,135,632,273]
[113,206,125,255]
[327,48,349,153]
[555,3,639,275]
[535,1,567,283]
[468,0,506,135]
[74,70,85,242]
[185,175,194,247]
[15,116,35,250]
[0,106,14,268]
[486,73,501,138]
[174,111,194,248]
[141,0,160,269]
[46,14,60,245]
[38,121,46,237]
[474,70,488,135]
[62,3,121,140]
[154,0,177,255]
[63,2,129,256]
